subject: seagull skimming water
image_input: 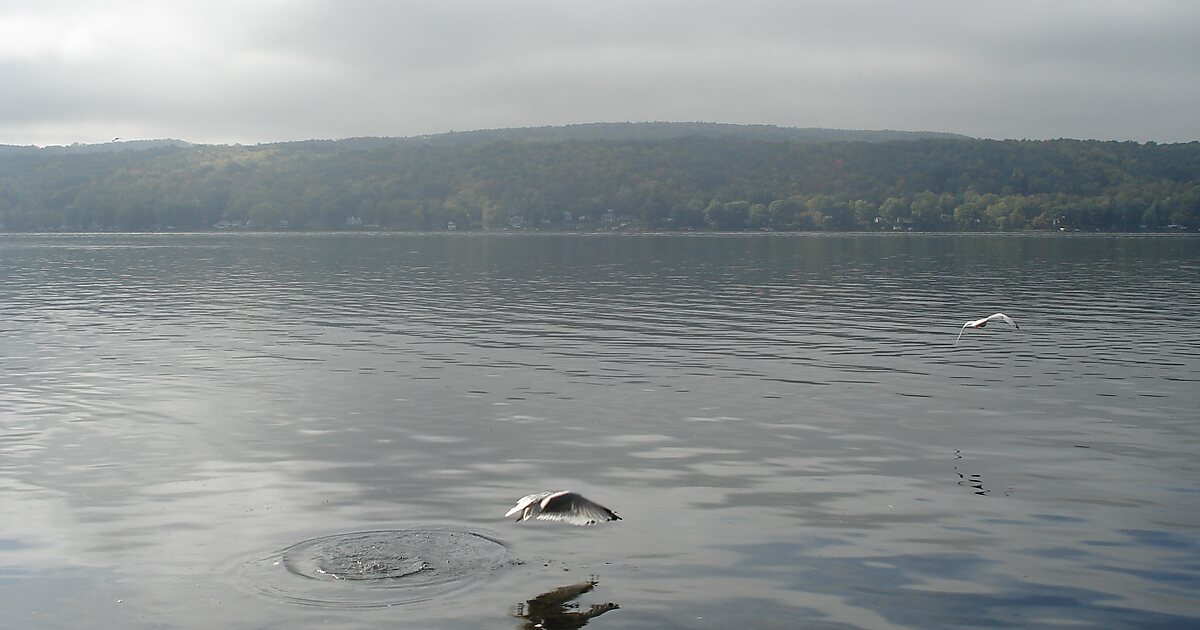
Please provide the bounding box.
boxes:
[955,313,1019,345]
[505,491,621,526]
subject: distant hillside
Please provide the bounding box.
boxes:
[276,122,970,152]
[399,122,970,145]
[0,139,192,156]
[1,123,959,156]
[0,123,1196,232]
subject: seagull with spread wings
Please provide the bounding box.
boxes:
[505,491,621,526]
[955,313,1019,345]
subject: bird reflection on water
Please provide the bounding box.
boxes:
[514,578,619,629]
[954,449,990,496]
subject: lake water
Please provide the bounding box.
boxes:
[1,232,1198,629]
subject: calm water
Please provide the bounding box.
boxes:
[1,233,1198,629]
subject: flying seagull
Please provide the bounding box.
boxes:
[955,313,1019,345]
[505,491,621,526]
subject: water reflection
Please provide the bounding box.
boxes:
[707,540,1200,629]
[514,578,619,629]
[953,449,999,496]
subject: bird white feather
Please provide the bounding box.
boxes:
[505,491,620,526]
[955,312,1019,345]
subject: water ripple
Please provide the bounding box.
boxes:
[2,233,1198,628]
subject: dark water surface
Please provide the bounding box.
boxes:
[1,233,1197,629]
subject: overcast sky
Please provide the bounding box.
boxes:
[2,0,1197,146]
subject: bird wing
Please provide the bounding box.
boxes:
[535,491,620,526]
[989,313,1018,328]
[955,322,971,345]
[505,492,554,518]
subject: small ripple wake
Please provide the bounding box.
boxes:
[235,528,517,608]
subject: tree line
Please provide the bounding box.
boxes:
[1,128,1198,232]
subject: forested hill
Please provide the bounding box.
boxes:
[1,123,1197,232]
[390,122,971,146]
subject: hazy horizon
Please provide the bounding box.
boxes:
[2,1,1198,147]
[5,121,977,149]
[9,120,1197,151]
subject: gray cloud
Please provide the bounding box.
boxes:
[1,0,1197,145]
